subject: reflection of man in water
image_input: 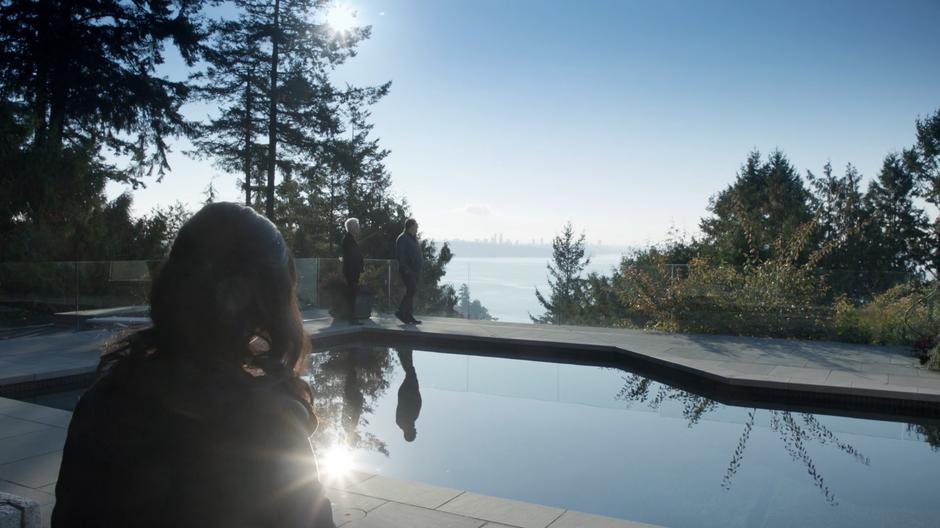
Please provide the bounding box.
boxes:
[342,354,365,447]
[395,348,422,442]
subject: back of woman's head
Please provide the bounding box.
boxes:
[104,202,309,377]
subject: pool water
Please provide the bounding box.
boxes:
[308,347,940,528]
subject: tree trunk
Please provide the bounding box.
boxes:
[265,0,280,219]
[243,66,254,206]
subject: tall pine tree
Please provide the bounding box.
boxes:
[864,153,930,278]
[533,222,590,324]
[908,108,940,276]
[806,162,871,297]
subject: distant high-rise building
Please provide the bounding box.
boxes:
[498,233,504,245]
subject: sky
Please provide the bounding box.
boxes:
[107,0,940,247]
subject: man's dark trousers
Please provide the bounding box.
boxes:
[345,272,360,320]
[398,272,417,321]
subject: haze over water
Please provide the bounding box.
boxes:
[441,254,623,322]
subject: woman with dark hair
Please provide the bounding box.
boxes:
[53,203,335,528]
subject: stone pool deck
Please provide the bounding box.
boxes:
[0,396,657,527]
[2,315,940,418]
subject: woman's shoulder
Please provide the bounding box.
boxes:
[79,359,315,437]
[247,380,315,430]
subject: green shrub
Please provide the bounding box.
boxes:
[927,343,940,371]
[610,255,833,339]
[831,283,939,346]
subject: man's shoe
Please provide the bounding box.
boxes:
[410,318,422,325]
[350,319,363,326]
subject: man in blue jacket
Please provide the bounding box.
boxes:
[395,218,423,324]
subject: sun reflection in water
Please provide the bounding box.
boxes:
[318,444,355,483]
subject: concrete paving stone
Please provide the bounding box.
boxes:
[547,510,661,528]
[343,501,485,528]
[723,374,789,389]
[769,366,831,383]
[659,347,724,361]
[786,379,858,396]
[848,383,922,401]
[0,401,72,428]
[334,507,367,526]
[853,363,929,377]
[887,375,940,390]
[739,354,809,368]
[0,416,54,440]
[33,365,96,381]
[890,355,919,365]
[669,358,727,374]
[826,371,889,386]
[0,428,67,465]
[327,489,387,512]
[710,362,777,376]
[800,357,865,371]
[346,475,462,509]
[37,484,55,495]
[437,492,565,528]
[0,478,56,506]
[42,501,53,528]
[0,452,62,488]
[916,387,940,400]
[0,371,35,385]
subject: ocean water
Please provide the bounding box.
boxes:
[441,254,623,322]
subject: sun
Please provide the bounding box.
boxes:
[325,4,357,33]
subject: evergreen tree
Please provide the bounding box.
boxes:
[806,162,871,297]
[414,240,458,316]
[458,283,471,317]
[189,19,268,206]
[0,0,207,260]
[533,222,590,324]
[457,283,494,320]
[907,108,940,276]
[700,150,812,265]
[196,0,386,220]
[0,0,206,177]
[864,153,930,277]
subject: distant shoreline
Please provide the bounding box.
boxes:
[435,239,635,259]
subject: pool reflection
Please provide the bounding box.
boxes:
[305,348,940,526]
[395,347,422,442]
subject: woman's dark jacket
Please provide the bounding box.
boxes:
[342,232,364,280]
[52,357,335,528]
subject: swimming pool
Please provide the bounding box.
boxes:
[308,346,940,528]
[13,345,940,526]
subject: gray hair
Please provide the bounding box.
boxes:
[344,217,360,232]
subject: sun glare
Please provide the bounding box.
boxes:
[319,444,355,480]
[325,4,357,33]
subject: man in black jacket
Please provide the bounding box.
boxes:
[395,218,423,324]
[342,218,365,324]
